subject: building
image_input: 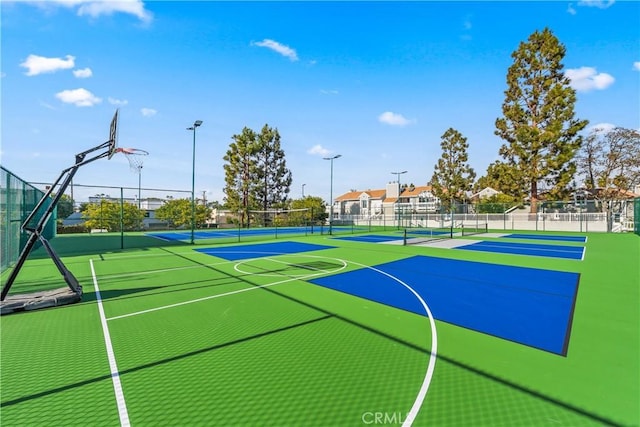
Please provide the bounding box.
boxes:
[331,182,442,221]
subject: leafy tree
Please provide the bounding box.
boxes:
[476,193,520,213]
[81,199,144,231]
[155,198,211,229]
[576,127,640,195]
[475,160,527,201]
[55,194,74,221]
[254,125,292,222]
[290,196,327,225]
[430,128,476,211]
[495,28,588,212]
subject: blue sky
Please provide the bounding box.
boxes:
[1,0,639,205]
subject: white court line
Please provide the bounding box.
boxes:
[94,257,259,281]
[90,259,130,427]
[101,251,437,425]
[346,259,438,427]
[106,270,328,321]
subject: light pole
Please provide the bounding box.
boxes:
[187,120,203,244]
[137,165,142,209]
[391,170,407,187]
[302,183,306,198]
[391,171,407,228]
[323,154,341,235]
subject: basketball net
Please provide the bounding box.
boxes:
[116,148,149,173]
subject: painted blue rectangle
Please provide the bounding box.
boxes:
[309,255,579,355]
[505,234,587,243]
[333,235,403,243]
[458,241,585,260]
[195,241,335,261]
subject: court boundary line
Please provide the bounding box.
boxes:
[90,259,130,427]
[464,241,585,254]
[98,250,437,426]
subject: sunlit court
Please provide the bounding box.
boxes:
[2,1,640,426]
[1,229,638,426]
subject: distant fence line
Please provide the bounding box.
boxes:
[17,181,640,236]
[336,212,629,233]
[336,198,638,234]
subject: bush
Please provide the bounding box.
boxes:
[57,224,88,234]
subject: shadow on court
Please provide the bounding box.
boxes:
[3,247,623,427]
[28,233,186,259]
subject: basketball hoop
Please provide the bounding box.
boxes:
[115,147,149,172]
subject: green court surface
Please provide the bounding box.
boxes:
[1,231,638,426]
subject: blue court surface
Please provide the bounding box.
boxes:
[333,235,403,243]
[195,241,335,261]
[458,240,585,260]
[503,233,587,243]
[310,255,580,355]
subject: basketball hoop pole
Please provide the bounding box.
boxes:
[1,140,114,302]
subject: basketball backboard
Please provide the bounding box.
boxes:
[107,109,119,159]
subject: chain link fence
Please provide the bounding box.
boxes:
[1,167,56,273]
[336,199,638,234]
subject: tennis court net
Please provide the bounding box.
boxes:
[461,222,489,236]
[403,227,453,245]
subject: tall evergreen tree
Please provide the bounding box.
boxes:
[223,127,259,227]
[495,28,588,212]
[222,124,293,227]
[254,125,292,212]
[430,128,476,211]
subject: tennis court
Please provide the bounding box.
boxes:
[1,230,638,426]
[501,233,588,243]
[457,240,586,260]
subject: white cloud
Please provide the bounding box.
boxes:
[633,62,640,71]
[25,0,152,22]
[320,89,339,95]
[108,97,128,106]
[565,67,615,92]
[378,111,414,126]
[78,0,152,22]
[73,67,92,78]
[307,145,331,157]
[55,88,102,107]
[21,54,75,76]
[252,39,298,61]
[141,108,157,117]
[577,0,615,9]
[569,1,614,14]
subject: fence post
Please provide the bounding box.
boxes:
[120,188,124,249]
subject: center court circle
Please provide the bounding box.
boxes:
[233,253,348,278]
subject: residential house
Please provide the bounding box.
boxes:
[470,187,500,201]
[332,182,442,221]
